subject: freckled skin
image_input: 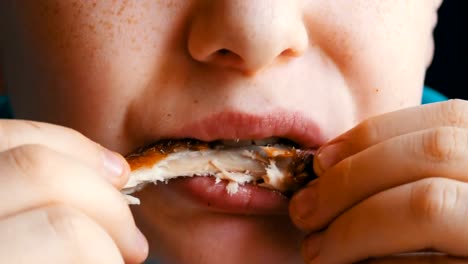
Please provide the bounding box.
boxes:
[0,0,442,263]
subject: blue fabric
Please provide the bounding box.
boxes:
[422,86,448,104]
[0,96,13,118]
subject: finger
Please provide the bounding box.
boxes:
[361,254,468,264]
[0,145,148,263]
[0,119,129,188]
[302,178,468,264]
[0,205,124,264]
[291,126,468,231]
[314,99,468,174]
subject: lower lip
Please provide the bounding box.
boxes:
[167,176,290,215]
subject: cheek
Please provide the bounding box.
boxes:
[2,0,191,150]
[4,0,162,94]
[305,0,435,121]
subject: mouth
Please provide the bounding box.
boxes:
[124,111,324,215]
[170,111,325,149]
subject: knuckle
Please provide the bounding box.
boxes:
[45,206,86,240]
[356,116,381,146]
[421,127,467,162]
[44,205,123,264]
[7,144,55,178]
[0,120,54,151]
[21,120,44,131]
[409,179,459,225]
[57,125,95,147]
[44,205,89,264]
[63,126,88,142]
[440,99,468,127]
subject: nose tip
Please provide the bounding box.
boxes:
[192,45,306,74]
[200,48,245,71]
[187,1,309,74]
[189,29,308,74]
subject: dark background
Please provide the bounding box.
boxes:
[425,0,466,99]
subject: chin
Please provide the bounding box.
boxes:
[132,185,306,264]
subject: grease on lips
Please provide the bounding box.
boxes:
[122,137,316,204]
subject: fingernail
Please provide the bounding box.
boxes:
[302,233,323,262]
[291,181,319,223]
[135,227,149,256]
[316,142,343,173]
[102,149,125,178]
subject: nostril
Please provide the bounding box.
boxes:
[217,49,231,55]
[280,48,299,57]
[205,49,243,68]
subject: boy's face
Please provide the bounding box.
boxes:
[1,0,442,263]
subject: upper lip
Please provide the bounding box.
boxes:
[170,110,326,149]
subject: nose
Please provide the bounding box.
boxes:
[187,1,309,74]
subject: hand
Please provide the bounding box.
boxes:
[0,119,148,264]
[289,100,468,263]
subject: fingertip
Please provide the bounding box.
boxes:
[101,148,131,188]
[290,180,319,225]
[114,151,131,189]
[131,227,149,264]
[118,153,131,188]
[120,221,149,264]
[314,141,344,173]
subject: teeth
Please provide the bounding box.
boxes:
[221,137,280,147]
